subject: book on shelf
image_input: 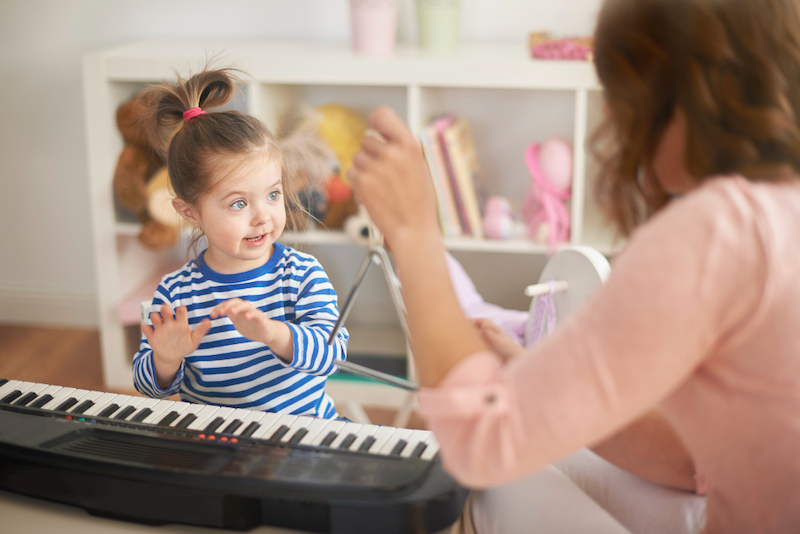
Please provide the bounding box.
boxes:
[419,124,462,238]
[440,116,488,238]
[432,114,475,236]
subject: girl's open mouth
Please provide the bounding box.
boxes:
[245,234,266,245]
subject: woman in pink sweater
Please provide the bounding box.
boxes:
[348,0,800,532]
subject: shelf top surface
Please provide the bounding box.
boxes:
[87,39,601,90]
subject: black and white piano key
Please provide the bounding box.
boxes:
[28,384,67,408]
[81,392,124,417]
[0,380,39,404]
[301,419,347,447]
[251,413,297,441]
[10,382,50,406]
[34,386,78,411]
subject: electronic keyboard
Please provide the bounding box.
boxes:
[0,379,467,533]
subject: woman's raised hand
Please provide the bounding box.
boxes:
[348,106,441,251]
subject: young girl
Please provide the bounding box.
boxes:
[132,68,348,419]
[348,0,800,532]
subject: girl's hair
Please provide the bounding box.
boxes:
[591,0,800,236]
[141,68,307,252]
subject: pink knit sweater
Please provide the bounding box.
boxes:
[418,176,800,533]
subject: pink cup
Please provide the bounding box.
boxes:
[350,0,398,55]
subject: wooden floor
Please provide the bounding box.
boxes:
[0,325,424,428]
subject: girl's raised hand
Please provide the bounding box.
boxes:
[142,304,211,381]
[348,106,441,251]
[210,298,274,345]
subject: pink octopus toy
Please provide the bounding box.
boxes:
[521,138,573,253]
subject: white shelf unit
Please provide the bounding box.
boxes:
[83,40,612,390]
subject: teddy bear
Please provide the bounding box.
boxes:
[113,91,179,251]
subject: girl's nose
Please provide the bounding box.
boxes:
[252,201,271,225]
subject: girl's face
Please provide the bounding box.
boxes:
[181,151,286,274]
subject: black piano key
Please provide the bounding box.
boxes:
[55,397,78,412]
[241,421,260,437]
[288,428,308,444]
[14,392,39,406]
[0,379,7,387]
[410,442,428,458]
[269,425,290,441]
[320,431,338,446]
[114,406,137,420]
[176,413,197,429]
[72,400,95,414]
[358,436,376,452]
[339,434,357,449]
[158,411,180,426]
[1,390,22,404]
[390,440,407,456]
[131,407,153,422]
[204,417,225,433]
[222,419,242,434]
[97,404,120,418]
[30,394,53,409]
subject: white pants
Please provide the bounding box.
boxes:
[454,448,706,534]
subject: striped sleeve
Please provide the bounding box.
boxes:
[132,274,186,398]
[286,256,349,376]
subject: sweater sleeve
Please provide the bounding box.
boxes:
[132,281,185,398]
[285,259,349,376]
[417,178,771,488]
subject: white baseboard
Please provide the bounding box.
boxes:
[0,287,98,328]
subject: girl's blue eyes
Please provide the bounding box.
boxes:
[230,192,279,209]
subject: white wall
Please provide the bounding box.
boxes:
[0,0,601,327]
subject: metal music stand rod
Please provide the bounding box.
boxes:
[326,246,418,392]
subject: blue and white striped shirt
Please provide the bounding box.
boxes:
[133,242,349,419]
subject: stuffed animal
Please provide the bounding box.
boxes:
[482,196,526,240]
[113,92,179,251]
[521,138,572,253]
[279,103,368,231]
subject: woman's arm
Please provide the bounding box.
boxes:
[590,408,697,492]
[350,108,488,386]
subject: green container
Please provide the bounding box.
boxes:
[417,0,461,51]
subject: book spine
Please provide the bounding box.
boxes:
[443,119,484,238]
[434,116,472,236]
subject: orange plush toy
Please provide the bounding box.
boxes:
[113,91,179,251]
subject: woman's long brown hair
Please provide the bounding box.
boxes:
[591,0,800,236]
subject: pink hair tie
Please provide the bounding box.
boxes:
[183,107,206,122]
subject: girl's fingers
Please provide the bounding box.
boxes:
[150,311,163,327]
[191,319,212,344]
[141,323,154,338]
[159,304,175,323]
[175,305,188,323]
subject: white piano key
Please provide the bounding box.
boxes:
[156,402,195,425]
[363,426,397,453]
[0,380,26,399]
[37,387,78,410]
[65,390,106,413]
[348,424,382,451]
[251,413,297,440]
[377,428,414,455]
[185,405,222,431]
[329,422,365,449]
[0,380,34,402]
[293,417,332,445]
[400,430,433,458]
[82,392,123,416]
[227,410,269,436]
[419,434,440,461]
[199,406,238,432]
[140,400,182,424]
[11,382,50,403]
[308,420,347,446]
